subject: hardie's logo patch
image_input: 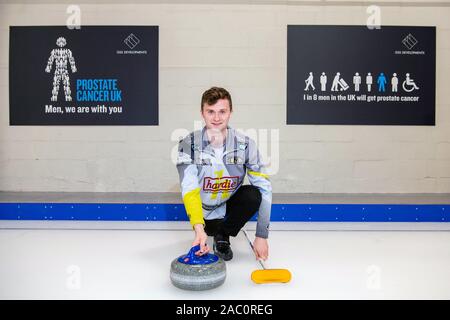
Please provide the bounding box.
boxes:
[238,143,246,150]
[203,176,239,192]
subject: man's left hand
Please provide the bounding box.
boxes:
[253,237,269,261]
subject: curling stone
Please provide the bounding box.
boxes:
[170,245,226,291]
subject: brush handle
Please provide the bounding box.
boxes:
[242,229,266,270]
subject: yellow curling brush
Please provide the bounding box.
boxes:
[242,229,292,284]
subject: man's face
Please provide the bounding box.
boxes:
[201,98,232,133]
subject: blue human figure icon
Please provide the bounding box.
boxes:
[377,73,387,92]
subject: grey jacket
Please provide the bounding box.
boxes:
[176,125,272,238]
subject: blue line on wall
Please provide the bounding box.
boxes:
[0,203,449,222]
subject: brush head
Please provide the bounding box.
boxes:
[251,269,292,284]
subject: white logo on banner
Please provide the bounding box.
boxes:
[402,33,418,50]
[45,37,78,102]
[124,33,140,49]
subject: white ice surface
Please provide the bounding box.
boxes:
[1,223,449,300]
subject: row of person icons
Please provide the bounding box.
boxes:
[304,72,420,93]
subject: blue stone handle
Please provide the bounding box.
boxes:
[186,244,201,261]
[178,245,219,265]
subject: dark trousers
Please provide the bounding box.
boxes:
[204,185,262,237]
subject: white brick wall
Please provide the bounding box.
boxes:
[0,2,449,193]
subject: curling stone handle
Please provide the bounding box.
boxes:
[186,244,201,261]
[178,244,218,265]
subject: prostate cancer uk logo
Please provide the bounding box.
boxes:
[45,36,122,105]
[203,176,239,192]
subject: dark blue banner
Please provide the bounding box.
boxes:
[287,25,436,125]
[10,26,159,125]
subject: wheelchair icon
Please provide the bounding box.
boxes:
[402,73,419,92]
